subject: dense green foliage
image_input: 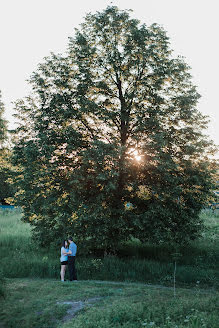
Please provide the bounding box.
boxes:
[13,6,216,249]
[0,279,218,328]
[0,149,15,204]
[0,271,5,298]
[0,91,7,144]
[0,91,15,204]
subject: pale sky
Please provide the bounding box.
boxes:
[0,0,218,150]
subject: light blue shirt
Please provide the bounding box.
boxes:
[69,242,77,256]
[60,247,69,262]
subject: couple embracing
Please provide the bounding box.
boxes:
[60,237,77,282]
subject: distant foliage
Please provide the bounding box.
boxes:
[0,272,5,298]
[0,91,8,144]
[13,6,216,250]
[0,91,16,204]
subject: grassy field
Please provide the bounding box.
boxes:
[0,209,218,288]
[0,209,218,327]
[0,278,218,328]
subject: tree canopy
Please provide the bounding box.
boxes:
[13,6,216,250]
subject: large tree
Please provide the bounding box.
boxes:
[13,6,216,249]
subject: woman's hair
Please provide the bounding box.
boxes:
[61,240,67,248]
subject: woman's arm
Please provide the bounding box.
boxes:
[62,248,72,255]
[62,247,68,256]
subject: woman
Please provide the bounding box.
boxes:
[60,240,72,281]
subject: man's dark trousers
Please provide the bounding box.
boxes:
[68,256,77,281]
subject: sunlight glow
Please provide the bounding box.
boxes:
[129,148,142,162]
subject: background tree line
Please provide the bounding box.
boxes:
[0,91,16,205]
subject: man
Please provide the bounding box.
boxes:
[67,237,77,281]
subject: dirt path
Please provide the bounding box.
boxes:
[57,297,103,322]
[55,280,217,323]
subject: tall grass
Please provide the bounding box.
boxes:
[0,209,218,288]
[0,209,57,278]
[117,210,219,268]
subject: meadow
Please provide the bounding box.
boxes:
[0,209,218,287]
[0,279,218,328]
[0,209,218,327]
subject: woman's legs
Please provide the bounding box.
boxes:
[60,265,66,281]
